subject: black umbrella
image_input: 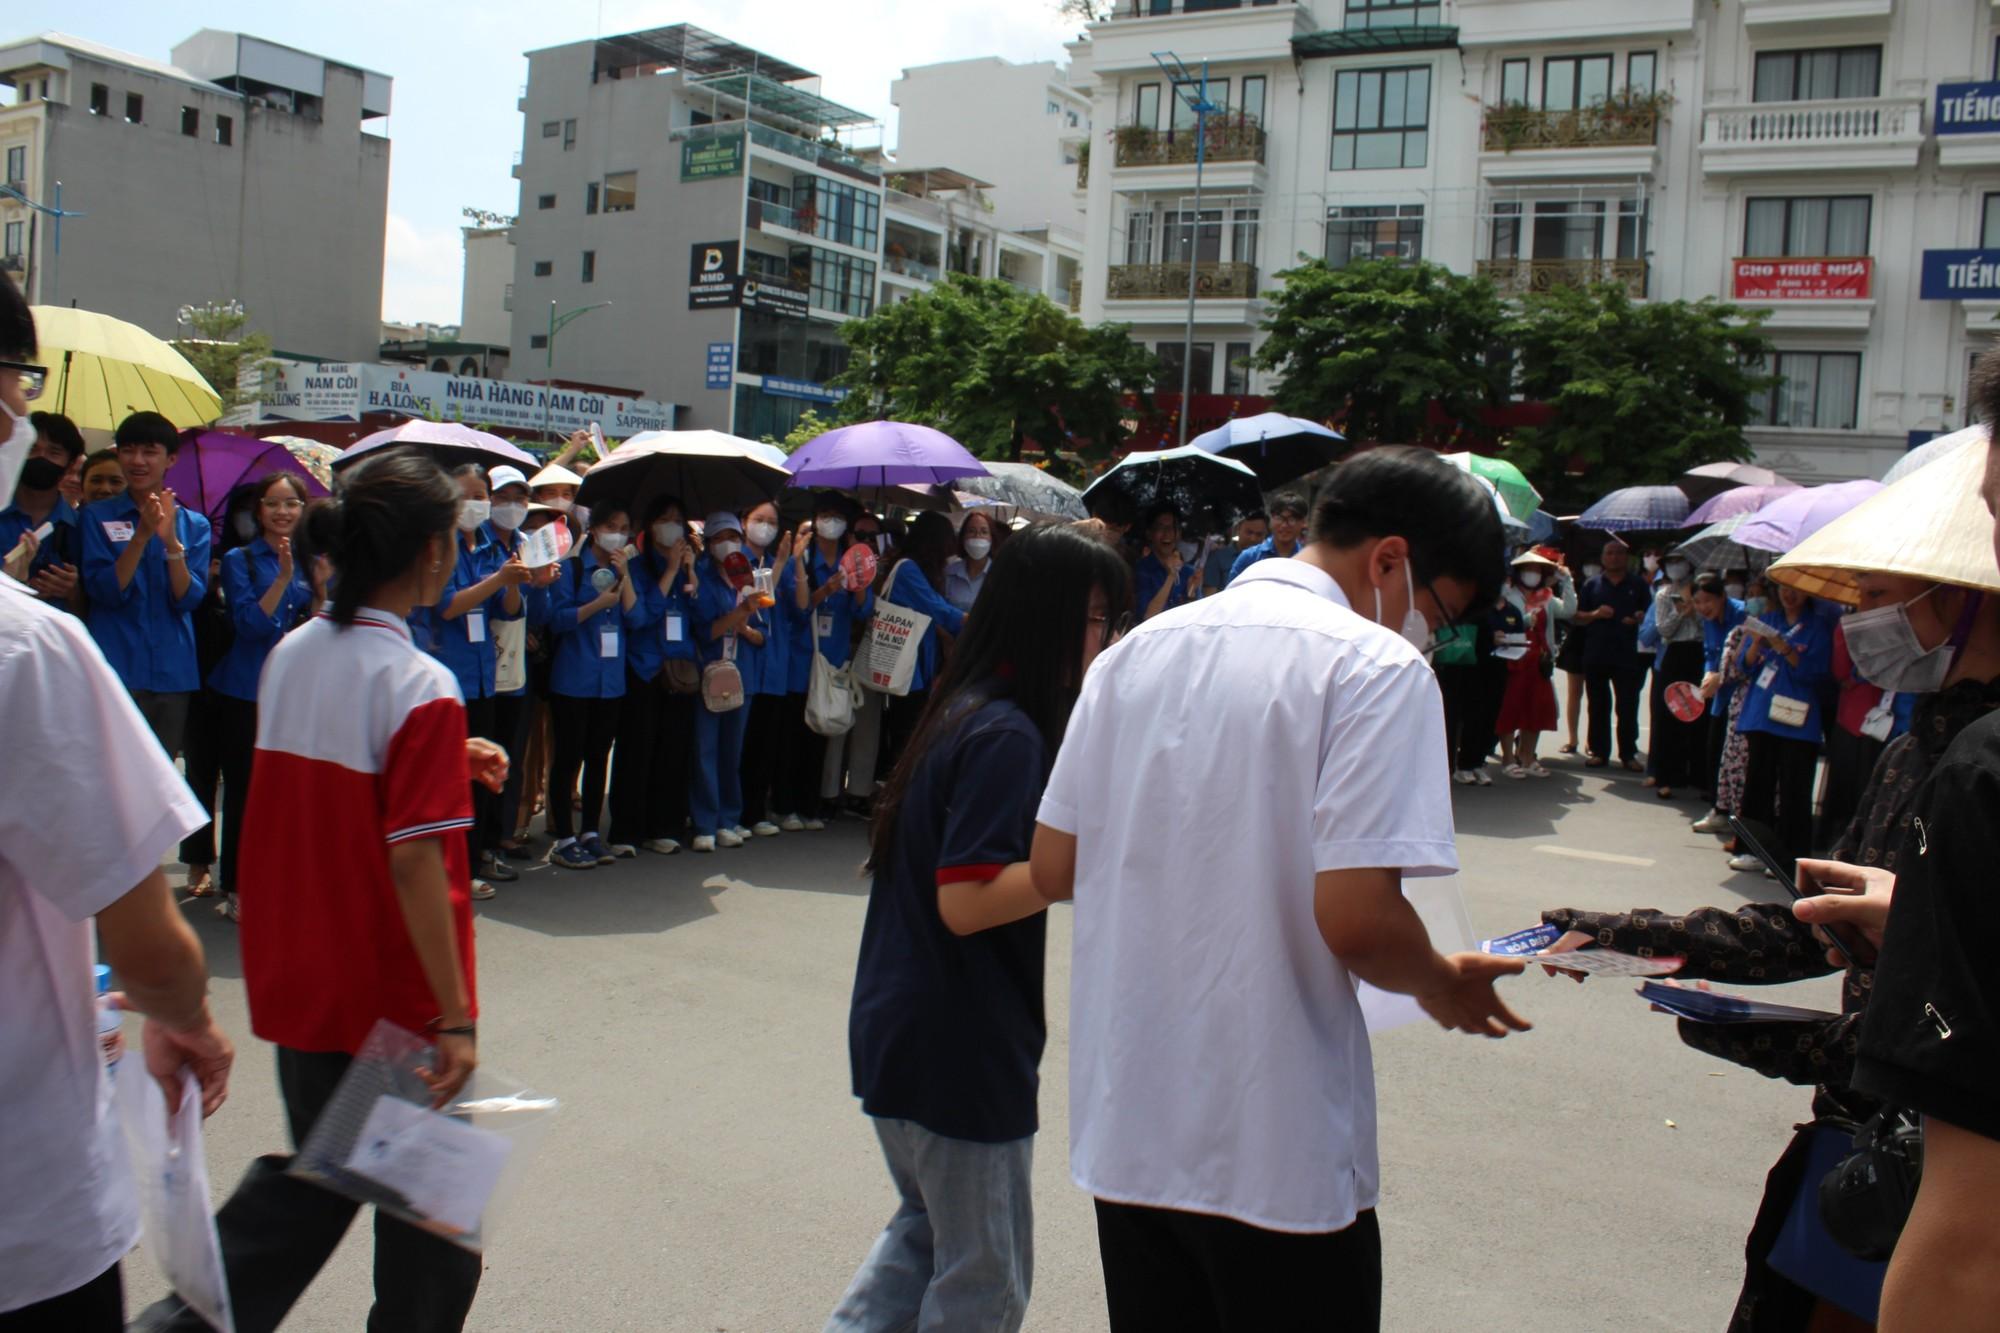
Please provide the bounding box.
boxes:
[575,430,789,520]
[1082,445,1265,535]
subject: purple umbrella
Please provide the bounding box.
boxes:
[1685,484,1804,526]
[784,421,990,490]
[334,419,538,472]
[1576,485,1692,533]
[165,429,329,522]
[1678,461,1799,507]
[1735,480,1885,555]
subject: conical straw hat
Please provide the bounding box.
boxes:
[1769,431,2000,604]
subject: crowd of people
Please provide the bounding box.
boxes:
[6,258,2000,1333]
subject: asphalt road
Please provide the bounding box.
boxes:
[124,750,1834,1332]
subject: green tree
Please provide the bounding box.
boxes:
[832,275,1159,460]
[767,408,833,452]
[170,302,274,415]
[1504,283,1774,495]
[1254,258,1509,445]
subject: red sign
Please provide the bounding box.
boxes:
[1731,257,1872,301]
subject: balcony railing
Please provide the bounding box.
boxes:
[1069,277,1082,312]
[883,253,942,282]
[1114,121,1266,168]
[1108,0,1287,14]
[1481,104,1659,152]
[1106,261,1259,300]
[1478,257,1647,298]
[1701,98,1923,151]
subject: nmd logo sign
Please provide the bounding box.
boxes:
[688,240,741,310]
[700,246,728,277]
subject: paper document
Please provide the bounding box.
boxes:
[118,1063,235,1333]
[1639,980,1840,1024]
[343,1094,513,1236]
[1480,925,1683,976]
[1357,874,1474,1034]
[519,523,572,568]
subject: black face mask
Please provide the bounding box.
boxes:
[17,456,65,491]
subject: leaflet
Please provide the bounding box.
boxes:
[343,1094,513,1237]
[1479,925,1684,976]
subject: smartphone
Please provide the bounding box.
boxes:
[1727,816,1869,966]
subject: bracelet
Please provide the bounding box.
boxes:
[163,549,186,562]
[430,1020,476,1038]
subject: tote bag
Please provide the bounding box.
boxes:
[860,561,933,698]
[806,651,859,736]
[493,617,528,695]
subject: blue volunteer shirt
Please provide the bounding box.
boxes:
[624,549,697,684]
[80,494,212,692]
[0,495,79,595]
[208,538,312,701]
[739,547,787,698]
[416,527,505,701]
[878,557,965,694]
[1736,607,1834,743]
[794,544,872,673]
[1224,535,1298,588]
[1134,551,1196,621]
[849,693,1049,1143]
[1702,598,1747,718]
[544,547,642,699]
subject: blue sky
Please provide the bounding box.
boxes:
[10,2,1081,323]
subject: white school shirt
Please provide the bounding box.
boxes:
[1038,556,1458,1233]
[0,578,207,1309]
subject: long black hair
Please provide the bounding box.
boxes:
[303,447,458,625]
[880,509,957,596]
[868,522,1133,870]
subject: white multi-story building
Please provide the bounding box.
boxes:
[891,55,1092,236]
[1070,0,2000,481]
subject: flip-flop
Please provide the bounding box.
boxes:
[1585,757,1609,769]
[1622,758,1645,772]
[1557,742,1578,755]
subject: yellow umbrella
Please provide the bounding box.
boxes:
[28,305,222,431]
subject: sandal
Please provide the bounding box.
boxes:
[1557,742,1578,755]
[1622,758,1645,772]
[1585,756,1609,769]
[185,868,215,898]
[1656,786,1673,800]
[1504,764,1528,779]
[1526,763,1552,778]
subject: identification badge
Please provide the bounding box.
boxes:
[664,613,685,644]
[101,520,136,543]
[599,628,620,658]
[1480,923,1565,957]
[1757,664,1778,690]
[816,611,833,639]
[465,610,486,644]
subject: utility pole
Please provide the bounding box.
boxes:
[1154,53,1213,449]
[0,179,84,306]
[542,298,612,443]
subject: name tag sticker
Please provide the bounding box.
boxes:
[599,629,619,658]
[1758,664,1778,690]
[465,611,485,644]
[101,520,135,543]
[664,614,684,644]
[816,611,833,639]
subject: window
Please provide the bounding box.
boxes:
[1125,210,1155,265]
[1135,83,1160,131]
[529,334,548,349]
[1047,99,1061,116]
[1164,208,1223,264]
[581,251,596,283]
[1067,110,1080,127]
[562,119,577,149]
[1326,204,1424,268]
[1224,342,1253,395]
[1744,196,1872,257]
[537,193,556,210]
[1543,55,1613,110]
[1753,47,1881,102]
[749,179,791,208]
[215,115,232,146]
[125,93,142,124]
[745,248,792,282]
[1617,197,1649,261]
[3,146,22,184]
[793,244,877,317]
[532,260,552,277]
[1333,66,1431,170]
[3,221,21,258]
[1239,76,1267,126]
[1749,351,1861,429]
[1231,207,1260,265]
[88,83,107,115]
[1627,52,1658,98]
[1533,200,1605,259]
[542,120,560,138]
[1984,193,2000,248]
[1344,0,1442,27]
[585,183,599,215]
[180,106,198,137]
[1501,59,1529,106]
[602,171,636,212]
[796,176,880,250]
[1173,79,1227,134]
[1157,342,1215,395]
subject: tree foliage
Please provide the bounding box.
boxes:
[832,275,1159,460]
[1504,283,1774,493]
[170,304,274,415]
[1254,258,1509,445]
[769,408,833,452]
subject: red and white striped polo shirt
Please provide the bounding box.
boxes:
[238,606,477,1055]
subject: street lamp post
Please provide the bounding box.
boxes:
[0,179,85,307]
[1153,53,1214,449]
[543,298,612,444]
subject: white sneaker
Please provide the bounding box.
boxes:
[729,825,753,840]
[1472,769,1493,787]
[1691,809,1730,834]
[778,814,807,833]
[803,817,826,832]
[690,835,716,853]
[1727,853,1764,873]
[1452,769,1476,785]
[642,838,681,855]
[470,879,497,900]
[717,828,745,848]
[605,841,638,860]
[752,821,782,838]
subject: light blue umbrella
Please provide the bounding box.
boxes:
[1189,412,1345,486]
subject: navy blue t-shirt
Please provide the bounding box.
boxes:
[1577,572,1652,669]
[849,693,1049,1143]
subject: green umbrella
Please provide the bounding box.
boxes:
[1440,452,1541,523]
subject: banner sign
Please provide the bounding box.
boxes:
[681,133,744,181]
[1920,249,2000,300]
[1936,81,2000,135]
[689,241,740,310]
[705,342,734,390]
[1731,257,1871,301]
[762,376,847,404]
[254,362,677,436]
[740,278,809,319]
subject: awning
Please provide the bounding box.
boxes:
[593,24,813,84]
[1292,25,1460,59]
[689,70,874,131]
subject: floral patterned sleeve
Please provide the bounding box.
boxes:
[1674,1011,1864,1092]
[1539,902,1838,983]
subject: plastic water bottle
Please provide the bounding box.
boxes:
[95,964,124,1072]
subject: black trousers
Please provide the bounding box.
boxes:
[1584,662,1648,761]
[215,695,258,894]
[461,694,501,859]
[489,690,532,843]
[547,693,620,841]
[608,669,693,845]
[1094,1199,1381,1333]
[150,1046,481,1333]
[1816,723,1884,851]
[738,691,785,825]
[1436,663,1500,772]
[772,692,824,818]
[178,687,223,868]
[880,686,931,781]
[1,1262,122,1331]
[1648,641,1706,788]
[1743,729,1821,862]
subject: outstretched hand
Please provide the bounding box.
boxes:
[1419,952,1532,1037]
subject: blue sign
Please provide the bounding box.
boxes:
[1907,429,1945,452]
[1920,249,2000,300]
[762,377,848,404]
[705,342,733,390]
[1936,81,2000,135]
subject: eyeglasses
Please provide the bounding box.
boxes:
[0,361,47,401]
[260,497,306,511]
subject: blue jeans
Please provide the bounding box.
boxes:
[824,1118,1034,1333]
[690,699,749,836]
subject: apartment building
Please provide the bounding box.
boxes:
[511,24,1085,441]
[1069,0,2000,482]
[0,30,390,361]
[891,55,1092,236]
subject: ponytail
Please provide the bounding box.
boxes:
[310,447,458,625]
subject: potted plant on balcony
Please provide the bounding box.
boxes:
[1115,123,1156,162]
[1484,100,1540,152]
[1590,88,1673,146]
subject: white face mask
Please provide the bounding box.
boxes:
[1844,586,1966,694]
[1724,582,1746,600]
[745,520,779,549]
[595,530,627,553]
[709,538,741,562]
[1517,570,1544,589]
[964,538,992,561]
[1374,559,1432,653]
[542,496,573,514]
[457,499,491,531]
[0,403,35,507]
[1642,555,1660,574]
[653,521,686,547]
[1664,560,1692,582]
[492,502,529,531]
[816,517,848,542]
